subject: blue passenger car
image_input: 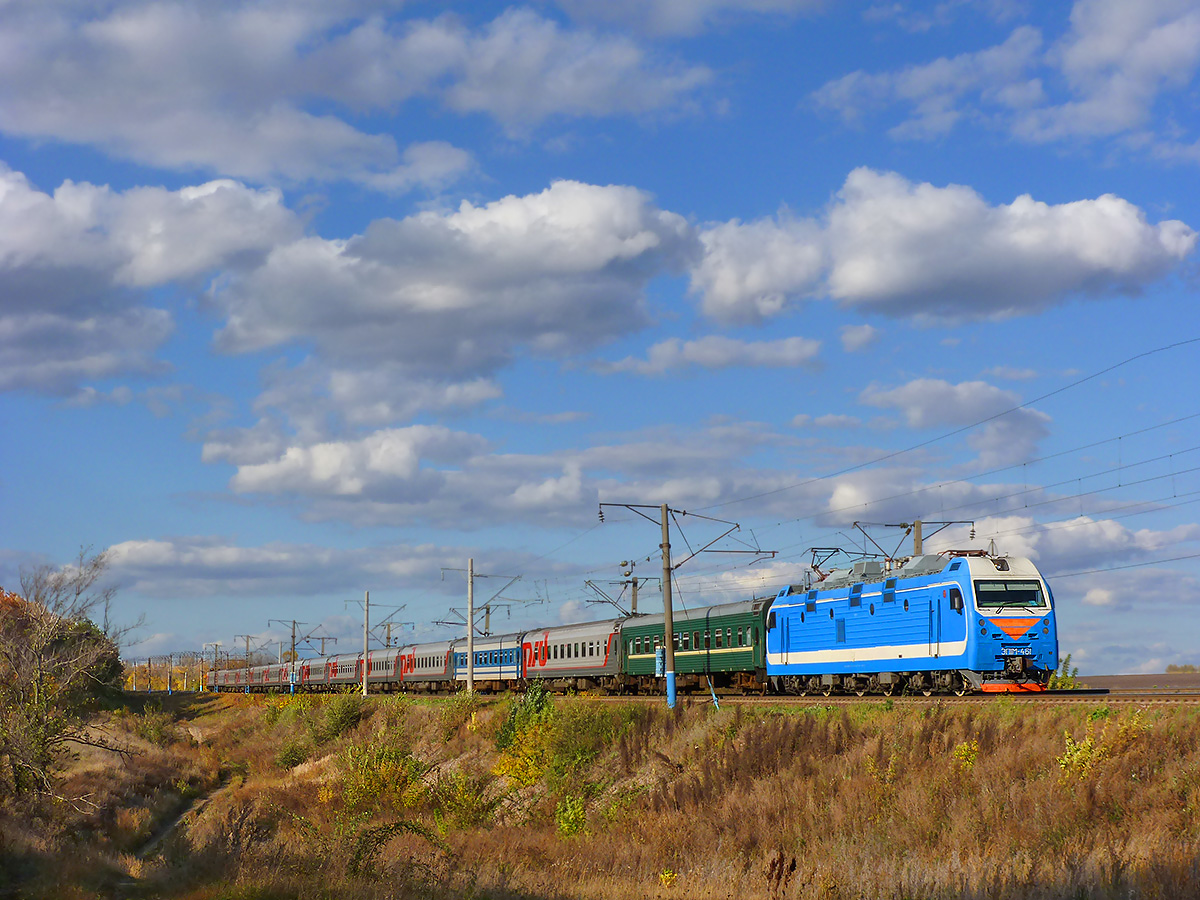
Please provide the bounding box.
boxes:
[765,551,1057,695]
[451,631,525,690]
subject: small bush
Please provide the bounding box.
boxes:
[493,721,554,787]
[1058,710,1148,781]
[133,706,178,744]
[496,680,552,751]
[1058,729,1102,779]
[275,693,314,727]
[951,738,980,770]
[275,741,308,770]
[1048,653,1084,690]
[555,794,587,837]
[546,701,616,778]
[323,692,366,740]
[432,770,503,830]
[439,690,484,740]
[341,741,427,812]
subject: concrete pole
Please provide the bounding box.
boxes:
[661,503,677,708]
[467,557,475,693]
[167,654,173,696]
[290,621,297,695]
[362,590,369,697]
[631,576,639,615]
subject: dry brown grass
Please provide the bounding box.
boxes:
[6,692,1200,899]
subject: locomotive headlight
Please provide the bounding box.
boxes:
[1043,627,1049,634]
[980,626,987,635]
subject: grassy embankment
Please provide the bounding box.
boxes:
[3,688,1200,900]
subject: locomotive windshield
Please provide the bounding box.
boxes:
[973,580,1046,609]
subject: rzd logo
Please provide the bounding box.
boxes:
[524,635,550,669]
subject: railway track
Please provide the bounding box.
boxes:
[588,688,1200,706]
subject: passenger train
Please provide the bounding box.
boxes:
[207,548,1057,696]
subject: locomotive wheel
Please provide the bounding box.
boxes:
[952,675,970,697]
[880,680,899,697]
[853,681,868,698]
[820,681,834,697]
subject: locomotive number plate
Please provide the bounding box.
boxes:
[1000,646,1033,656]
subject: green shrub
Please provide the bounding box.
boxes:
[439,690,484,740]
[323,692,366,740]
[275,741,308,770]
[431,770,503,830]
[341,741,428,812]
[276,693,314,727]
[496,680,553,751]
[555,794,587,837]
[1048,653,1083,690]
[951,738,979,770]
[133,706,178,744]
[1058,728,1103,779]
[547,700,620,778]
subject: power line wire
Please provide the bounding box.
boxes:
[697,336,1200,513]
[1049,553,1200,579]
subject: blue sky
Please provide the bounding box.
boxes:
[2,0,1199,675]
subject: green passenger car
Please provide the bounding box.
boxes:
[620,597,772,694]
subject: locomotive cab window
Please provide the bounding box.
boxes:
[949,588,964,612]
[974,580,1046,608]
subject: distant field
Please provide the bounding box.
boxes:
[1081,672,1200,691]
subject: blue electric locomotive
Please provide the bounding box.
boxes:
[765,550,1057,695]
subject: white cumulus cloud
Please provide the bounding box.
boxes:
[0,165,301,393]
[690,168,1195,322]
[814,0,1200,154]
[0,3,709,183]
[212,180,696,375]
